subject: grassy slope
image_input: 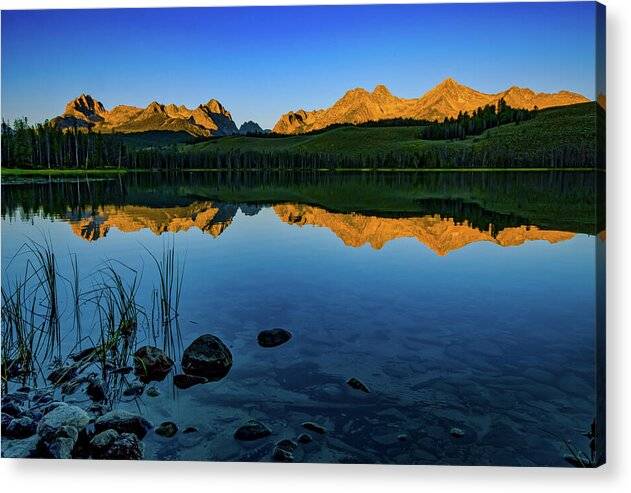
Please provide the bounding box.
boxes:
[184,102,598,163]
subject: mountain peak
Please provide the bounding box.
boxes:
[372,84,393,98]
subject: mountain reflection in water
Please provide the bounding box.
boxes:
[58,200,576,256]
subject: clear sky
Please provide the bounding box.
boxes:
[1,2,598,129]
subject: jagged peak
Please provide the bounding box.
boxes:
[372,84,393,97]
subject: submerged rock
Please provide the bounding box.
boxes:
[69,346,98,363]
[174,373,208,389]
[346,377,370,393]
[122,383,145,397]
[182,426,198,434]
[47,364,78,386]
[87,378,107,402]
[145,386,161,397]
[155,421,178,438]
[181,334,232,381]
[90,429,143,460]
[95,410,153,439]
[272,447,294,462]
[134,346,174,383]
[257,328,292,348]
[297,433,312,444]
[450,427,465,438]
[234,420,272,441]
[302,421,326,434]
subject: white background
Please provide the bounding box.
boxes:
[0,0,629,491]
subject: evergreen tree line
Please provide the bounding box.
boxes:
[419,99,536,140]
[2,118,129,169]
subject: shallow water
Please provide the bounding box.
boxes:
[0,171,602,465]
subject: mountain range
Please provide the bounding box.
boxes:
[272,78,589,134]
[52,94,239,137]
[51,78,588,137]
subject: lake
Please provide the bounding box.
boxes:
[1,170,604,465]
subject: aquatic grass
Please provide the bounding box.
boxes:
[143,241,185,359]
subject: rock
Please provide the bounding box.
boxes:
[181,334,232,381]
[234,420,272,441]
[346,377,370,393]
[90,429,143,460]
[2,399,24,417]
[32,390,53,405]
[450,427,465,438]
[2,412,13,433]
[61,378,82,395]
[122,383,145,397]
[39,401,66,416]
[47,364,78,385]
[397,433,409,442]
[297,433,312,444]
[1,435,40,458]
[174,373,208,389]
[70,346,98,362]
[87,378,107,402]
[133,346,174,383]
[37,404,91,443]
[183,426,198,434]
[5,416,37,438]
[302,421,326,434]
[275,438,297,453]
[155,421,178,438]
[145,386,160,397]
[95,410,153,439]
[257,328,292,348]
[272,446,294,462]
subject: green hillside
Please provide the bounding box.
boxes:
[175,102,601,169]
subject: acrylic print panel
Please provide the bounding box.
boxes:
[0,2,605,466]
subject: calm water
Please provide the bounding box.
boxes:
[1,171,602,465]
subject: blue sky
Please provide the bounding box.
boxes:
[2,3,598,129]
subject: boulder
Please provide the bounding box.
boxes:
[94,410,153,439]
[90,429,143,460]
[181,335,232,381]
[234,420,272,441]
[257,328,292,348]
[134,346,174,383]
[37,404,91,444]
[297,433,312,444]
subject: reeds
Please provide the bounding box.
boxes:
[1,238,185,403]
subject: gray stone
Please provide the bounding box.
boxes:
[95,410,153,439]
[90,429,143,460]
[5,416,37,438]
[1,435,39,458]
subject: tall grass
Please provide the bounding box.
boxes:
[1,239,185,403]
